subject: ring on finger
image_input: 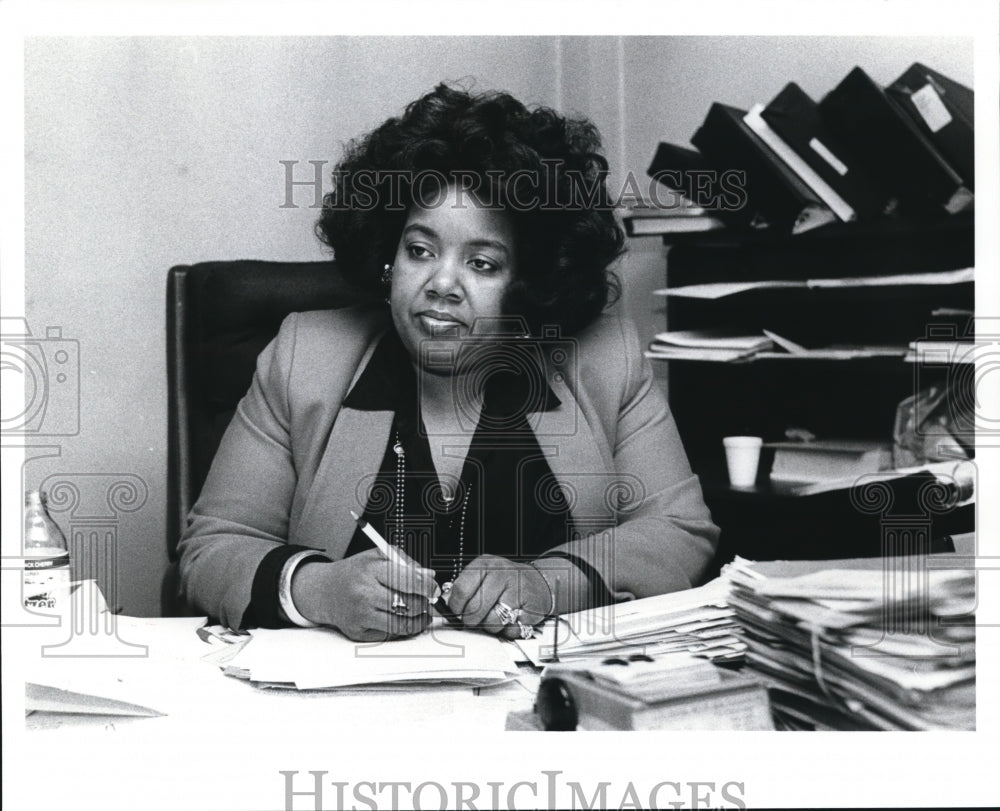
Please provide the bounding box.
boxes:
[391,593,408,615]
[494,601,518,625]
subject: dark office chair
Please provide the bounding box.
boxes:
[164,259,378,614]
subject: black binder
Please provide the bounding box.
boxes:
[645,141,744,213]
[887,63,974,190]
[691,103,837,235]
[761,82,894,220]
[819,67,972,215]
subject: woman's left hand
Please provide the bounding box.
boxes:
[446,554,551,639]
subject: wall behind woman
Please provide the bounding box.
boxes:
[23,36,972,615]
[23,37,564,615]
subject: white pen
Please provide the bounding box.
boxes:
[350,510,445,604]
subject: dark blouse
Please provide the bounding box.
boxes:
[243,328,610,629]
[341,328,569,585]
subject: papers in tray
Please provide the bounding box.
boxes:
[221,626,521,690]
[724,555,976,730]
[651,329,774,351]
[516,577,746,666]
[654,267,973,299]
[646,329,774,361]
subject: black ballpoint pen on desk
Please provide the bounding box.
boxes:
[349,510,463,626]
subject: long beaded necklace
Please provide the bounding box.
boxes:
[392,431,469,598]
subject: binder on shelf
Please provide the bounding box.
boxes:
[887,63,974,190]
[760,82,893,220]
[818,67,972,215]
[691,103,838,235]
[645,141,745,214]
[743,104,856,223]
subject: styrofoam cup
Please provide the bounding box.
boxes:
[723,436,763,488]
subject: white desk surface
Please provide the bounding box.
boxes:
[7,582,549,810]
[7,581,998,811]
[20,581,538,736]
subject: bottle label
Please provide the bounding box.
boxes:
[24,555,69,570]
[23,554,71,609]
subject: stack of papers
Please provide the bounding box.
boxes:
[724,556,975,730]
[517,578,746,666]
[646,329,773,362]
[221,626,521,690]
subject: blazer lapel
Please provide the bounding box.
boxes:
[293,406,395,557]
[530,373,617,532]
[293,334,617,553]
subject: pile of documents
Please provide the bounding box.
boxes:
[724,555,975,730]
[645,329,773,362]
[220,625,521,690]
[517,577,746,666]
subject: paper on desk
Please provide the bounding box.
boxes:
[26,682,164,717]
[225,626,521,690]
[744,567,973,602]
[514,577,745,665]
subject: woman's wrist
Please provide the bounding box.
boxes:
[526,561,556,619]
[279,551,329,627]
[527,557,592,616]
[289,560,337,627]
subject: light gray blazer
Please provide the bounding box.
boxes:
[177,306,719,627]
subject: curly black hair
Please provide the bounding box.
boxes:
[316,83,625,336]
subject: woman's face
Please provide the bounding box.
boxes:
[390,184,517,372]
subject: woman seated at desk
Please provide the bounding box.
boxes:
[178,84,719,641]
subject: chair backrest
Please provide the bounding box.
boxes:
[166,260,378,571]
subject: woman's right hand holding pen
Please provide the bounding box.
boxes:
[290,549,439,642]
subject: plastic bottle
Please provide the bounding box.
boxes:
[23,490,70,611]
